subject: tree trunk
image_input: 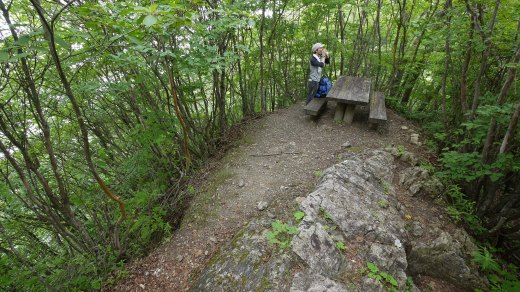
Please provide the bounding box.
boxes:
[338,5,345,76]
[259,0,267,112]
[441,0,452,128]
[0,223,56,291]
[481,45,519,163]
[374,0,383,88]
[499,102,520,154]
[460,14,474,115]
[165,60,192,170]
[30,0,126,248]
[469,0,500,119]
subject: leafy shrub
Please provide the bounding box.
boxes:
[335,240,346,251]
[293,211,305,222]
[444,185,486,234]
[473,246,520,291]
[439,151,517,183]
[265,220,299,248]
[366,262,399,291]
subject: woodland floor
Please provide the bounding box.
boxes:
[109,101,461,291]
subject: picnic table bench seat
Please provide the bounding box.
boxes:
[304,98,328,116]
[369,91,387,126]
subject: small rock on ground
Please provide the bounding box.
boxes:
[257,201,268,211]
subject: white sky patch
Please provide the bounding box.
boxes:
[253,8,273,18]
[0,19,12,41]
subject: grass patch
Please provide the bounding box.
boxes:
[182,169,235,227]
[347,146,362,153]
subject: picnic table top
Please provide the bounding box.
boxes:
[326,76,371,105]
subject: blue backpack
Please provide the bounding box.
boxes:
[315,75,332,98]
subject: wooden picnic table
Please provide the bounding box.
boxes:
[326,76,371,124]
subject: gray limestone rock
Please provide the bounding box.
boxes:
[422,175,445,198]
[292,222,344,277]
[400,151,419,166]
[385,146,400,158]
[365,242,408,283]
[294,197,306,205]
[408,229,487,290]
[410,221,424,238]
[399,167,445,198]
[360,277,385,292]
[294,150,409,290]
[190,218,297,291]
[257,201,268,211]
[290,271,346,292]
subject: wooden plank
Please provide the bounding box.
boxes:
[326,76,347,100]
[327,76,371,106]
[334,103,346,121]
[369,92,387,123]
[304,98,328,116]
[343,104,356,124]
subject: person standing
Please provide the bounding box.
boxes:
[306,43,330,105]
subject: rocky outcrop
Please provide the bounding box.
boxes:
[190,218,298,291]
[290,271,347,292]
[385,146,445,199]
[408,228,486,290]
[399,167,444,198]
[292,150,409,290]
[190,149,486,291]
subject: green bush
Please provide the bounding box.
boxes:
[473,246,520,291]
[444,185,486,234]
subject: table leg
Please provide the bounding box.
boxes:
[343,104,356,124]
[334,103,346,122]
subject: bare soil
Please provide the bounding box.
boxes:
[109,101,456,291]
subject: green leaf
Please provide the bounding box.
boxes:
[293,211,305,221]
[272,220,284,232]
[266,231,280,245]
[91,279,101,289]
[134,6,149,12]
[14,34,31,46]
[286,225,299,235]
[473,246,500,272]
[0,50,9,62]
[143,15,158,27]
[335,241,346,251]
[126,35,143,45]
[150,4,158,13]
[367,262,379,273]
[380,271,389,279]
[388,276,398,287]
[8,53,30,61]
[54,34,71,49]
[141,226,150,241]
[487,274,500,285]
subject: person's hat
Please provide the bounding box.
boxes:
[312,43,324,53]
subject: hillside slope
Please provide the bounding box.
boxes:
[111,101,455,291]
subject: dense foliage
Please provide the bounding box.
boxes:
[0,0,518,290]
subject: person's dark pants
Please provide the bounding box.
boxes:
[306,80,319,105]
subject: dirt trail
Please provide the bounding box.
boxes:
[111,101,425,291]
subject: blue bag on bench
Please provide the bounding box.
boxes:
[315,75,332,98]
